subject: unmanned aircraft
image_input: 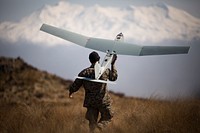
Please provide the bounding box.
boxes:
[40,24,190,83]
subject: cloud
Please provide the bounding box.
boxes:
[0,1,200,46]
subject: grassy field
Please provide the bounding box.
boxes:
[0,57,199,133]
[0,92,199,133]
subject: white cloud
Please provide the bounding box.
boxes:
[0,1,200,46]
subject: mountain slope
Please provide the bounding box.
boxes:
[0,56,72,104]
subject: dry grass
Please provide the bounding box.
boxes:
[110,96,200,133]
[0,95,199,133]
[1,57,199,133]
[0,101,88,133]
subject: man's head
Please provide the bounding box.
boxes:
[89,51,100,64]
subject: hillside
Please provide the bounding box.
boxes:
[0,56,200,133]
[0,56,72,105]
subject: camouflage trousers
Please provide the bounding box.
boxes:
[85,106,113,132]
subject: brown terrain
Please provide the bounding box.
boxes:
[0,56,200,133]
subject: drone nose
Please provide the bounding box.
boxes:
[115,32,124,41]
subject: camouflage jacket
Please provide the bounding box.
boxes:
[69,64,118,108]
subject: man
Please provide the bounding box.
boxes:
[69,51,118,132]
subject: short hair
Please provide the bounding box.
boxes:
[89,51,100,63]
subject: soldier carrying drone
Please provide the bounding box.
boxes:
[40,23,190,133]
[69,51,117,132]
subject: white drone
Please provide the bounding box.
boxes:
[40,24,190,84]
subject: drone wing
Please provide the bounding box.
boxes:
[40,24,190,56]
[76,76,116,84]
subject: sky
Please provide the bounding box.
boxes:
[0,0,200,99]
[1,0,200,22]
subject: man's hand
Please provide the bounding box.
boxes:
[69,92,73,98]
[111,54,117,65]
[69,94,73,98]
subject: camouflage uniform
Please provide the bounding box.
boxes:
[69,64,118,132]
